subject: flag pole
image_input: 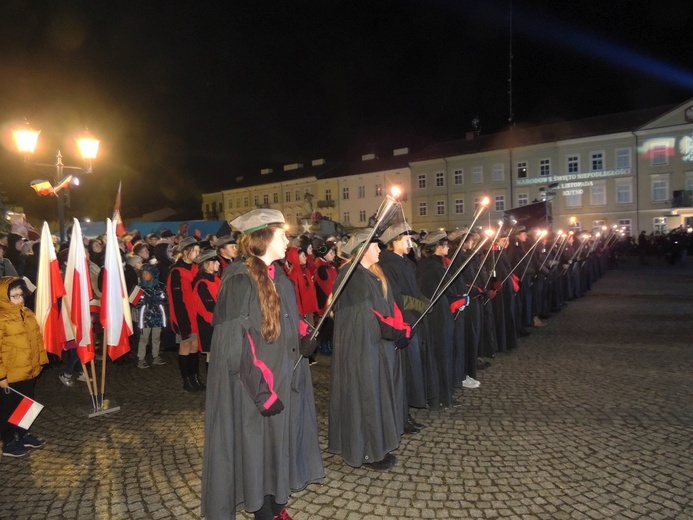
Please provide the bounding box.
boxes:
[100,334,108,408]
[79,361,97,410]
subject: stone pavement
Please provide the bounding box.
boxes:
[1,257,692,520]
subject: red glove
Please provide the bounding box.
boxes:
[449,295,470,313]
[487,289,497,300]
[493,281,503,291]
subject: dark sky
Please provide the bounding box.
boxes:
[1,0,692,224]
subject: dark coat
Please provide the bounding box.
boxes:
[328,263,404,467]
[201,261,323,519]
[378,250,427,409]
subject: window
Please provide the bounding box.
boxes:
[567,155,579,174]
[472,166,483,184]
[495,195,505,211]
[342,187,349,200]
[686,174,693,192]
[263,194,269,205]
[615,178,633,204]
[359,210,366,222]
[375,184,382,196]
[593,220,605,230]
[236,198,241,208]
[418,202,427,217]
[273,193,278,203]
[358,185,365,198]
[254,196,260,206]
[474,196,483,211]
[227,199,232,209]
[618,219,632,236]
[616,148,631,170]
[243,196,249,207]
[343,212,350,223]
[540,159,551,177]
[569,220,581,233]
[590,181,606,206]
[517,161,527,178]
[285,191,291,203]
[565,191,582,208]
[454,169,463,185]
[493,164,504,182]
[590,152,604,171]
[518,193,529,207]
[418,174,427,189]
[435,172,444,187]
[653,217,667,235]
[454,198,464,214]
[436,200,445,215]
[325,189,332,201]
[295,190,300,201]
[652,180,668,202]
[651,145,669,166]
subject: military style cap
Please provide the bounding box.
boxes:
[341,229,377,257]
[231,209,285,234]
[215,234,236,248]
[514,225,527,234]
[421,230,449,245]
[178,236,199,251]
[194,248,219,264]
[446,227,469,242]
[379,223,415,244]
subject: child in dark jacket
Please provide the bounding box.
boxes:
[135,265,167,369]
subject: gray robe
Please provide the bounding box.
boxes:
[327,264,403,467]
[201,261,324,519]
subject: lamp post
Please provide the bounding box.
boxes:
[12,123,99,243]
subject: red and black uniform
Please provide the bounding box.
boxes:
[216,254,234,275]
[285,248,319,316]
[314,256,337,315]
[166,260,199,341]
[193,271,220,353]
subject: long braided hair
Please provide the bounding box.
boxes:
[238,225,283,343]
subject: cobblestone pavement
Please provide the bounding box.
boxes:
[1,257,692,520]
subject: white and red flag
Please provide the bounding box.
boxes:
[128,285,144,306]
[112,181,126,237]
[35,221,67,357]
[64,219,95,364]
[7,388,44,430]
[100,218,133,361]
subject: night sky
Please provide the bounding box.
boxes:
[1,0,691,224]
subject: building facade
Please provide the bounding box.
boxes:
[202,99,693,236]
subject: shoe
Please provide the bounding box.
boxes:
[365,453,397,471]
[477,358,493,370]
[462,376,480,389]
[183,376,200,392]
[408,414,426,429]
[59,373,74,387]
[76,373,87,382]
[137,359,150,369]
[191,373,206,390]
[308,357,318,366]
[3,440,29,458]
[21,433,45,449]
[532,317,546,328]
[274,510,294,520]
[403,418,421,434]
[151,356,166,366]
[447,398,463,408]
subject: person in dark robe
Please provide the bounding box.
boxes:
[202,209,324,520]
[378,223,427,432]
[328,229,409,471]
[416,231,468,409]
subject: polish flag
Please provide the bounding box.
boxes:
[128,285,144,306]
[100,219,133,361]
[35,221,67,357]
[112,181,126,237]
[7,392,45,430]
[64,219,95,364]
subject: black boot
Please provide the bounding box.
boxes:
[191,373,206,390]
[183,376,199,392]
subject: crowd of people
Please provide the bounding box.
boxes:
[0,212,622,518]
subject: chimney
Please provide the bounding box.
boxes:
[393,147,409,156]
[260,168,273,175]
[283,163,304,171]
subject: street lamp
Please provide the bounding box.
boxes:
[12,122,100,243]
